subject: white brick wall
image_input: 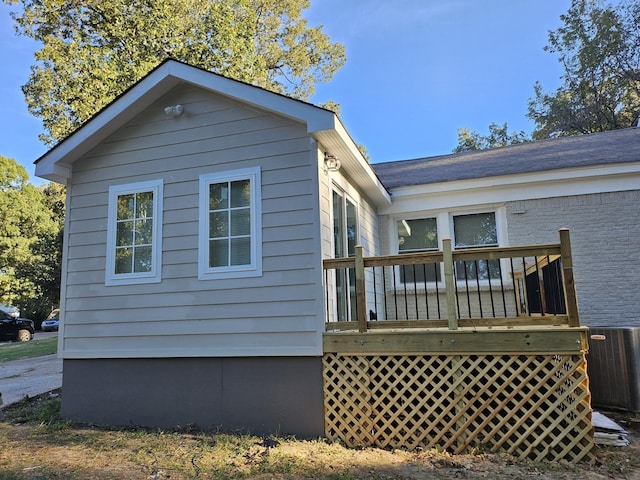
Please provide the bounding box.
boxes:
[507,190,640,327]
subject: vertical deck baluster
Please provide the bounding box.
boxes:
[474,260,484,318]
[498,260,507,317]
[443,239,458,330]
[383,265,389,321]
[413,264,419,319]
[325,268,330,324]
[550,254,562,314]
[355,246,367,332]
[486,259,496,318]
[435,263,441,319]
[534,256,545,316]
[521,257,530,316]
[393,264,399,321]
[423,264,430,319]
[464,261,472,318]
[372,266,378,321]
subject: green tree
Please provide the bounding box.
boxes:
[4,0,346,145]
[453,122,530,153]
[528,0,640,139]
[0,155,63,322]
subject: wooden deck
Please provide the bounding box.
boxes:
[321,230,594,462]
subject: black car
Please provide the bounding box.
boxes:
[0,305,34,342]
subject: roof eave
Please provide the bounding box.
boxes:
[311,120,391,208]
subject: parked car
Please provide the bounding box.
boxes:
[41,309,60,332]
[0,305,34,342]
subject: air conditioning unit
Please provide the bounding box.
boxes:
[588,327,640,412]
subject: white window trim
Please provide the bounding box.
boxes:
[198,167,262,280]
[105,179,163,286]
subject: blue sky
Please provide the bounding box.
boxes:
[0,0,569,184]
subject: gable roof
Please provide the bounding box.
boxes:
[35,58,390,206]
[373,127,640,189]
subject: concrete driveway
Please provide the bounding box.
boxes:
[0,332,63,406]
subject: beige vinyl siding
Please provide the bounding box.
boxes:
[61,84,323,358]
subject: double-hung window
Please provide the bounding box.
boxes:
[453,212,500,281]
[397,218,441,283]
[199,167,262,280]
[106,180,163,285]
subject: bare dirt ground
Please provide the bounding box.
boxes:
[2,391,640,479]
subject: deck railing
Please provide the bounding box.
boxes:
[323,228,580,332]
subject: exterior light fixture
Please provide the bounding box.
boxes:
[323,152,341,175]
[164,105,184,117]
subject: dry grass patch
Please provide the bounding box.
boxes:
[1,391,640,479]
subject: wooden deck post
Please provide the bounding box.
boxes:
[559,228,580,327]
[355,245,368,333]
[443,238,458,330]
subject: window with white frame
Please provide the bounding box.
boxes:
[397,218,441,283]
[106,179,163,285]
[199,167,262,280]
[452,212,500,281]
[396,210,501,284]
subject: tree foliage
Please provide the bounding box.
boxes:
[4,0,346,145]
[0,155,64,322]
[453,122,530,153]
[528,0,640,139]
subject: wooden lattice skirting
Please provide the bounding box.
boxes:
[323,352,594,462]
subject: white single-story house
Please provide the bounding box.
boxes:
[35,59,640,438]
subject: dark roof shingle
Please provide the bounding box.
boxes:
[372,127,640,189]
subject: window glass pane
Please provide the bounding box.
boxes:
[398,218,438,251]
[230,237,251,265]
[230,179,251,208]
[133,246,153,273]
[209,239,229,267]
[455,259,501,281]
[135,191,154,219]
[453,213,497,248]
[115,247,133,274]
[117,194,135,221]
[116,221,134,247]
[135,219,153,245]
[230,208,251,236]
[346,199,357,257]
[400,263,441,283]
[333,191,344,258]
[209,183,228,210]
[209,211,229,238]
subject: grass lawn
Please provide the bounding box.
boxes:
[0,336,57,362]
[0,392,639,479]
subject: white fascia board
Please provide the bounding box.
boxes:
[379,161,640,215]
[35,67,183,182]
[313,121,391,208]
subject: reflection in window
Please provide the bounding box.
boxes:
[198,168,262,280]
[208,179,252,268]
[397,218,441,283]
[106,179,163,285]
[115,191,154,274]
[453,212,500,281]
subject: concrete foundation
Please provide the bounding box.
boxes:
[61,356,324,437]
